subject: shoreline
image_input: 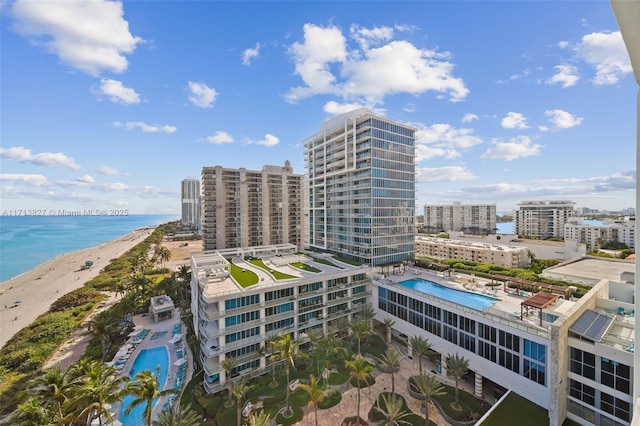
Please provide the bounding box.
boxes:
[0,227,156,349]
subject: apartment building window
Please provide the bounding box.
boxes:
[570,347,595,380]
[498,349,520,373]
[264,288,293,301]
[478,341,497,363]
[225,343,259,359]
[523,339,546,386]
[600,391,631,422]
[265,318,293,332]
[479,324,496,343]
[225,327,260,344]
[569,379,595,406]
[460,332,475,353]
[443,311,458,327]
[601,358,630,394]
[225,310,259,327]
[499,330,520,352]
[225,294,260,310]
[265,302,294,317]
[460,316,475,334]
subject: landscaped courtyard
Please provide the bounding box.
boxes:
[185,318,491,426]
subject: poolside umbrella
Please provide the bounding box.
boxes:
[174,358,187,367]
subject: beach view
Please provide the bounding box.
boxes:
[1,1,638,426]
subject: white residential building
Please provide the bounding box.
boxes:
[305,108,416,266]
[181,178,201,231]
[201,161,305,251]
[424,202,497,235]
[565,218,636,250]
[516,200,576,240]
[415,235,531,268]
[190,245,372,394]
[373,258,635,426]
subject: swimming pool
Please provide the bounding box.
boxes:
[120,346,169,425]
[398,278,498,311]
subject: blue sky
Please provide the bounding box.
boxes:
[0,1,635,215]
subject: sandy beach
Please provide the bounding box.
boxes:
[0,227,155,349]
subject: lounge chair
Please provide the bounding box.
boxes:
[625,309,635,317]
[604,308,614,315]
[618,307,626,315]
[625,342,635,353]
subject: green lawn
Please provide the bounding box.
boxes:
[248,258,297,280]
[229,262,260,287]
[290,262,322,273]
[478,392,547,426]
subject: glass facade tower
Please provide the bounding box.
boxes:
[304,108,416,266]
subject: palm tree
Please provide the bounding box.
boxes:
[357,304,376,327]
[345,355,374,425]
[264,336,279,388]
[333,316,351,340]
[64,363,130,426]
[350,319,372,357]
[152,404,201,426]
[125,369,178,426]
[27,363,71,420]
[383,317,396,345]
[176,265,191,303]
[272,333,297,416]
[220,357,237,407]
[445,353,470,409]
[376,348,402,395]
[88,314,118,362]
[231,380,252,426]
[299,374,329,426]
[248,410,271,426]
[8,397,55,426]
[155,246,172,267]
[409,335,432,375]
[411,373,446,426]
[377,393,412,426]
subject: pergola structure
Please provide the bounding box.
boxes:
[520,292,561,326]
[491,274,573,299]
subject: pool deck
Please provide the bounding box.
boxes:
[381,268,568,334]
[113,309,193,423]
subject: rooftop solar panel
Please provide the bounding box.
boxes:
[570,309,615,342]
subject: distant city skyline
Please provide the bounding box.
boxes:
[0,1,635,214]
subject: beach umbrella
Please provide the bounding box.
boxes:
[174,358,187,367]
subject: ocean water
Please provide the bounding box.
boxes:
[0,214,176,283]
[496,219,602,235]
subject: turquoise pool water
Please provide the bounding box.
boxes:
[121,346,169,425]
[398,278,497,311]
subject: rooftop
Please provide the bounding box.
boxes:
[192,245,370,300]
[541,256,635,284]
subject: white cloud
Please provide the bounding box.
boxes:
[349,24,394,50]
[574,31,632,85]
[97,165,124,176]
[10,0,142,75]
[77,174,94,183]
[417,166,478,182]
[414,123,481,162]
[94,79,140,104]
[558,41,570,49]
[323,101,370,115]
[286,23,468,104]
[545,109,583,129]
[113,121,177,133]
[187,81,218,108]
[545,65,579,88]
[242,43,260,66]
[501,112,529,129]
[481,136,542,161]
[461,113,478,123]
[0,146,81,169]
[206,131,234,144]
[255,134,279,147]
[0,173,49,186]
[403,103,416,113]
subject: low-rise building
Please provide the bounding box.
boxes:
[190,245,372,394]
[373,258,635,426]
[423,202,496,235]
[564,218,636,250]
[415,235,531,268]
